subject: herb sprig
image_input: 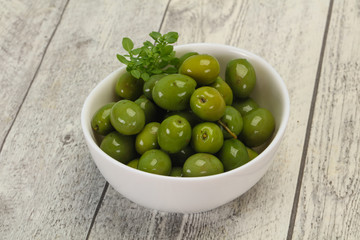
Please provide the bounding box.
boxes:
[117,31,180,81]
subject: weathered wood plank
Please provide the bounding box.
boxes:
[292,0,360,239]
[90,0,330,239]
[0,0,168,239]
[0,0,68,148]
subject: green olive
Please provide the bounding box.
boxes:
[170,167,183,177]
[240,108,275,147]
[143,74,167,100]
[91,102,115,135]
[219,106,243,139]
[134,96,159,123]
[164,110,202,127]
[179,54,220,85]
[115,72,144,100]
[135,122,160,155]
[225,59,256,98]
[217,139,249,171]
[110,100,145,135]
[138,149,172,176]
[191,122,223,154]
[190,87,226,121]
[177,52,199,68]
[127,158,139,169]
[183,153,224,177]
[232,98,259,116]
[169,145,195,167]
[100,131,135,164]
[246,147,259,160]
[152,74,197,111]
[158,115,192,153]
[209,76,233,105]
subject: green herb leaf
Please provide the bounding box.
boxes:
[149,31,161,41]
[130,69,141,79]
[122,37,134,52]
[117,54,129,64]
[117,31,179,81]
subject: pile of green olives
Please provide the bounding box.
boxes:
[91,53,275,177]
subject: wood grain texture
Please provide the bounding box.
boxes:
[292,0,360,239]
[89,0,330,239]
[0,0,168,239]
[0,0,68,148]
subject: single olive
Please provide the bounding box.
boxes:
[183,153,224,177]
[135,122,160,155]
[225,59,256,98]
[100,131,135,164]
[246,147,259,160]
[134,96,159,123]
[143,74,167,100]
[219,106,243,139]
[138,149,172,176]
[170,145,196,167]
[127,158,139,169]
[209,76,233,105]
[177,52,199,68]
[164,110,202,127]
[115,72,144,100]
[191,122,223,154]
[110,100,145,135]
[91,102,115,135]
[170,167,183,177]
[240,108,275,147]
[179,54,220,85]
[158,115,192,153]
[217,139,249,171]
[232,98,259,116]
[152,74,197,111]
[190,86,226,121]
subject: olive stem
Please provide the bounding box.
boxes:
[218,120,237,139]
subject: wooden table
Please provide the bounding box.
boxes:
[1,0,359,239]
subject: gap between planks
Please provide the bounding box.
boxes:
[85,0,172,238]
[0,0,71,154]
[286,0,334,239]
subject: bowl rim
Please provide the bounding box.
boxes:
[81,43,290,182]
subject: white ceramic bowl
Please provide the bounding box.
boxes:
[81,43,290,213]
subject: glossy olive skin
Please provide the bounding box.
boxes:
[225,59,256,98]
[218,139,249,171]
[110,100,145,135]
[179,54,220,85]
[164,110,201,127]
[158,115,192,153]
[100,131,135,164]
[134,96,158,123]
[127,158,139,169]
[240,108,275,147]
[190,87,226,121]
[219,106,243,139]
[209,76,233,105]
[152,74,197,111]
[170,145,196,167]
[135,122,160,155]
[232,98,259,116]
[183,153,224,177]
[170,167,183,177]
[138,149,172,176]
[115,72,144,100]
[191,122,223,154]
[143,74,167,100]
[177,52,199,68]
[246,147,258,160]
[91,102,115,135]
